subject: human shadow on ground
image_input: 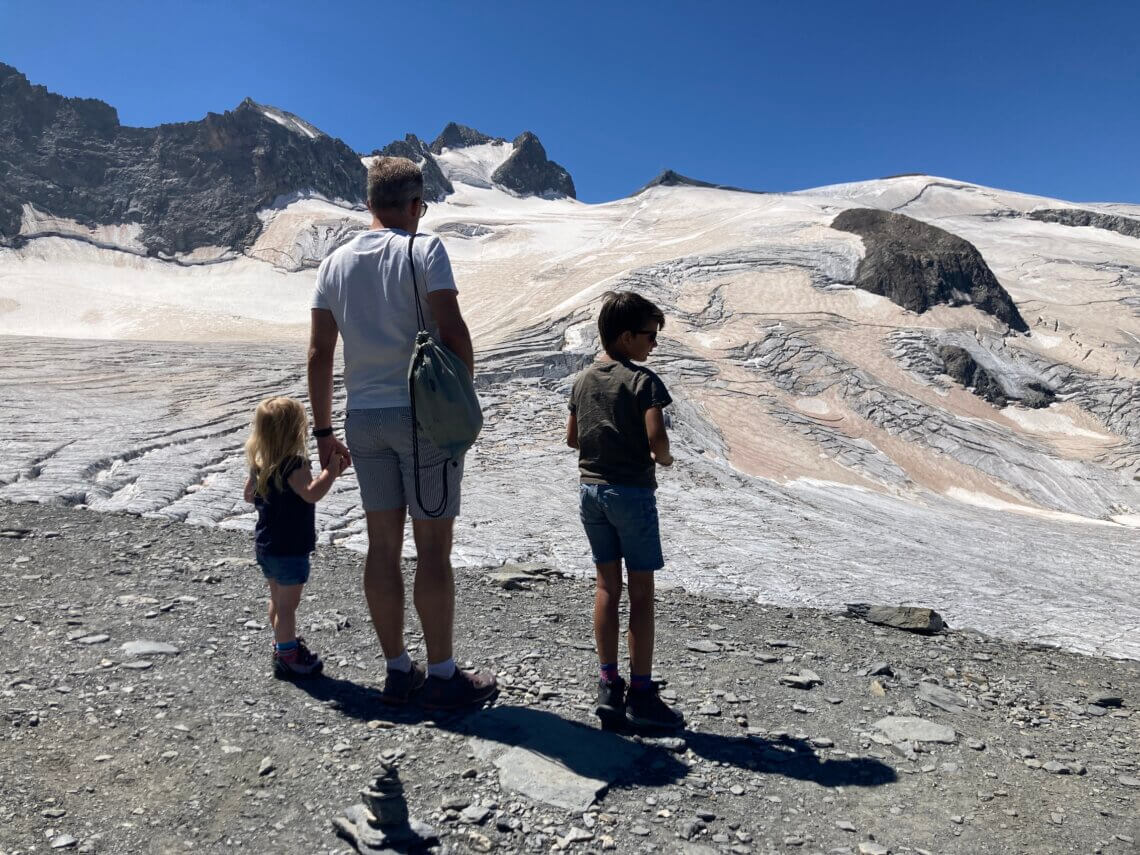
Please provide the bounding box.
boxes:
[290,676,896,791]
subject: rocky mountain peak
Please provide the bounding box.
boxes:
[429,122,502,154]
[234,97,328,140]
[491,131,576,199]
[636,169,758,195]
[0,65,365,255]
[371,134,454,202]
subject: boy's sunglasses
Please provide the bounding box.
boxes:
[416,199,429,216]
[636,329,658,343]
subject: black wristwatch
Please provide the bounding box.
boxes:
[312,427,334,438]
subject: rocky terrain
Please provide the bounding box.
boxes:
[1,503,1137,855]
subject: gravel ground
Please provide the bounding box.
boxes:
[0,501,1137,855]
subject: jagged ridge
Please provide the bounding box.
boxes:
[0,63,365,255]
[371,134,454,202]
[1027,208,1140,240]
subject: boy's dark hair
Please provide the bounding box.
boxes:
[597,290,665,353]
[367,156,424,211]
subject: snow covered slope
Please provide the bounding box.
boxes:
[1,172,1138,658]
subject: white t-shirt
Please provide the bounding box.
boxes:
[312,229,457,409]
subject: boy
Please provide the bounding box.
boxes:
[566,290,684,731]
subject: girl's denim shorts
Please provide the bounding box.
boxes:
[256,552,311,586]
[579,483,663,571]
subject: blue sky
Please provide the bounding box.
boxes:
[2,0,1137,203]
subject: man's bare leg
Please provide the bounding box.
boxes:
[411,517,455,666]
[364,508,407,659]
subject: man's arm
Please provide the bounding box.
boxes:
[645,406,673,466]
[426,290,474,378]
[308,308,350,467]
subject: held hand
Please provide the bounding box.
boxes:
[327,452,346,479]
[317,434,351,469]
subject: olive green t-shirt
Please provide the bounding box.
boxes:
[569,359,672,488]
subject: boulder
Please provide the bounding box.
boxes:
[917,682,975,715]
[119,640,180,657]
[846,604,945,634]
[872,716,957,744]
[831,208,1028,332]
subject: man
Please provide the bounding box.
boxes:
[308,156,496,709]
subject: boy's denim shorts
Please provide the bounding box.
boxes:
[579,483,663,571]
[256,552,311,586]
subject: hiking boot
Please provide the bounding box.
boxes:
[595,676,627,730]
[627,683,684,731]
[273,638,323,680]
[381,661,427,705]
[419,668,498,711]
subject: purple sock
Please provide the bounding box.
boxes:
[630,673,652,691]
[600,663,619,684]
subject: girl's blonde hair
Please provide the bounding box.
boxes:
[245,396,308,498]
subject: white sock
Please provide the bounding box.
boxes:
[386,650,412,673]
[427,658,457,680]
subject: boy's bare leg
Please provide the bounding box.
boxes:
[626,570,655,676]
[363,508,408,659]
[411,518,455,665]
[594,561,623,666]
[269,581,303,644]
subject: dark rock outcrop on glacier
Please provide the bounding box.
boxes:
[491,132,576,199]
[1026,208,1140,240]
[938,345,1055,409]
[371,134,454,202]
[429,122,502,153]
[0,63,365,255]
[831,208,1029,332]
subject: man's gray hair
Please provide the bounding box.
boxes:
[367,156,424,211]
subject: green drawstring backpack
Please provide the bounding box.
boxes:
[406,234,484,516]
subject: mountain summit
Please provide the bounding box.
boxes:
[0,63,365,255]
[0,65,577,255]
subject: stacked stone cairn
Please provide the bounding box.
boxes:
[332,762,439,854]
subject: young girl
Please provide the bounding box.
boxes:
[244,396,346,679]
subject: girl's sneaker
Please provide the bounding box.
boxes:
[627,683,684,731]
[273,638,323,680]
